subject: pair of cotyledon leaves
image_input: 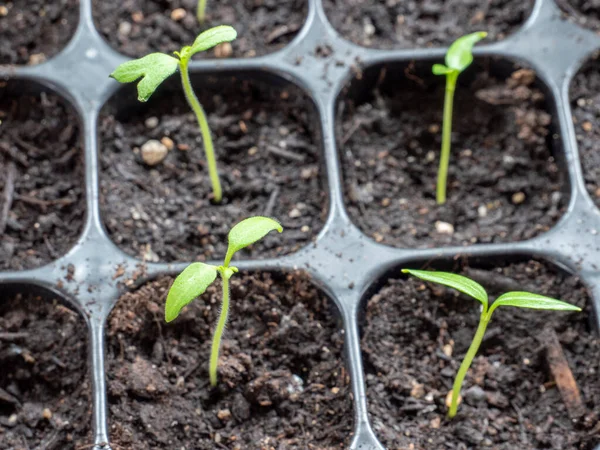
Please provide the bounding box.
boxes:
[110,25,237,102]
[432,31,487,76]
[165,216,282,322]
[402,269,581,315]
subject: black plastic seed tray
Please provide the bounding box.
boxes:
[1,0,600,448]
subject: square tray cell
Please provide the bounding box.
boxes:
[569,55,600,206]
[361,259,599,449]
[0,0,79,65]
[92,0,307,58]
[105,271,353,449]
[323,0,534,49]
[337,59,567,248]
[0,81,85,271]
[0,286,91,449]
[99,73,327,263]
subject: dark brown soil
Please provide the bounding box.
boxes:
[338,62,566,248]
[0,289,91,449]
[99,76,326,263]
[557,0,600,33]
[363,259,600,449]
[106,271,352,449]
[0,83,85,271]
[323,0,534,49]
[569,55,600,205]
[93,0,306,59]
[0,0,79,65]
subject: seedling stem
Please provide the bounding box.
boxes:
[432,31,487,204]
[437,71,458,204]
[179,53,222,201]
[197,0,207,23]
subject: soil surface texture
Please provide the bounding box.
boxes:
[557,0,600,32]
[570,55,600,206]
[93,0,306,58]
[100,76,326,263]
[323,0,534,49]
[0,291,91,449]
[106,271,352,449]
[363,259,599,449]
[339,62,565,248]
[0,0,79,65]
[0,84,85,270]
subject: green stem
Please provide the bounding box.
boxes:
[210,269,231,386]
[197,0,207,23]
[448,311,490,418]
[179,57,222,203]
[437,71,458,205]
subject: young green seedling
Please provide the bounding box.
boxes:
[197,0,207,23]
[432,31,487,205]
[402,268,581,418]
[165,216,282,386]
[110,25,237,203]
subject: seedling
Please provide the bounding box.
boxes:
[197,0,207,23]
[110,26,237,203]
[402,268,581,418]
[432,31,487,205]
[165,216,282,386]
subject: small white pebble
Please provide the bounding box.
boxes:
[28,53,46,65]
[161,136,174,150]
[512,192,526,204]
[141,140,168,166]
[118,21,132,36]
[477,205,488,218]
[145,116,159,129]
[442,344,453,357]
[214,42,232,58]
[289,208,301,218]
[435,221,454,235]
[363,18,376,37]
[170,8,186,21]
[445,391,461,408]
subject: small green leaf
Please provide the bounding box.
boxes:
[190,25,237,55]
[165,263,218,322]
[488,291,581,316]
[402,269,488,308]
[445,31,487,73]
[110,53,179,102]
[224,216,282,266]
[432,64,453,76]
